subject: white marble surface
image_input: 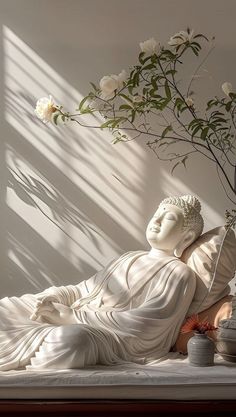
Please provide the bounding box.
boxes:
[0,353,235,400]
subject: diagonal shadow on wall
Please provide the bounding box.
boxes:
[1,25,147,297]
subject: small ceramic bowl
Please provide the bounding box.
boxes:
[216,318,236,362]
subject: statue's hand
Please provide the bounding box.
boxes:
[30,296,58,322]
[35,293,59,305]
[30,301,76,325]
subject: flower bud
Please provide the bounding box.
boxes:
[222,82,233,97]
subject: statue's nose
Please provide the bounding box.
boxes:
[153,216,161,225]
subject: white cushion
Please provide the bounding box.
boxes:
[181,226,236,315]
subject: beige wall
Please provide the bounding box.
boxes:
[0,0,235,296]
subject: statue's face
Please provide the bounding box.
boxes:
[146,204,185,252]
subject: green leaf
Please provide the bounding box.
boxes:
[226,101,232,112]
[178,105,188,114]
[161,125,173,139]
[200,127,209,140]
[182,156,188,168]
[213,117,227,124]
[138,51,145,64]
[100,119,116,129]
[79,96,90,111]
[52,112,61,125]
[149,89,161,98]
[206,99,217,110]
[112,137,122,144]
[171,156,188,175]
[160,49,176,60]
[80,106,92,115]
[171,160,181,175]
[158,97,171,111]
[128,85,134,95]
[190,45,199,56]
[133,71,140,87]
[175,97,184,109]
[211,111,225,117]
[142,63,155,70]
[188,118,204,131]
[165,69,177,76]
[100,121,111,129]
[119,104,133,110]
[130,110,136,123]
[158,139,178,150]
[89,82,99,91]
[119,93,133,104]
[129,68,136,79]
[193,33,209,42]
[191,41,201,50]
[151,54,158,64]
[150,100,164,110]
[191,125,201,137]
[151,77,158,90]
[164,81,171,99]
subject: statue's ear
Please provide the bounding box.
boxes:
[174,230,196,258]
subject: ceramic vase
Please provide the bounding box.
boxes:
[187,332,215,367]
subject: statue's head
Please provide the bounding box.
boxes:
[146,195,204,257]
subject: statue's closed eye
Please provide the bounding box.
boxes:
[164,213,177,221]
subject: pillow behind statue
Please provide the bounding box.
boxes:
[181,226,236,315]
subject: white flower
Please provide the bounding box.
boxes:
[133,95,143,103]
[99,70,127,100]
[35,95,56,123]
[139,38,161,55]
[117,69,127,87]
[168,30,194,46]
[222,82,233,97]
[185,96,194,107]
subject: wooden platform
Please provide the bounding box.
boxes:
[0,400,236,416]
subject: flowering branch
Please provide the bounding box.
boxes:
[181,314,217,334]
[34,29,236,225]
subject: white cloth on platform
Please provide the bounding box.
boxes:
[0,250,196,371]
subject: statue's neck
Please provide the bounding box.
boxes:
[148,248,175,258]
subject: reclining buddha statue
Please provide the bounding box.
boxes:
[0,194,224,370]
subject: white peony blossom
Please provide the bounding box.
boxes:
[185,96,194,107]
[168,30,194,46]
[139,37,161,55]
[35,95,56,123]
[99,70,127,100]
[222,82,233,97]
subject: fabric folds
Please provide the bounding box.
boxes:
[0,251,196,370]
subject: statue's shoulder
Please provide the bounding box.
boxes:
[172,258,196,279]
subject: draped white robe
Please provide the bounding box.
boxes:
[0,250,196,370]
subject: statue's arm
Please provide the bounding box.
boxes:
[31,256,121,322]
[35,284,83,306]
[34,254,123,308]
[31,279,94,322]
